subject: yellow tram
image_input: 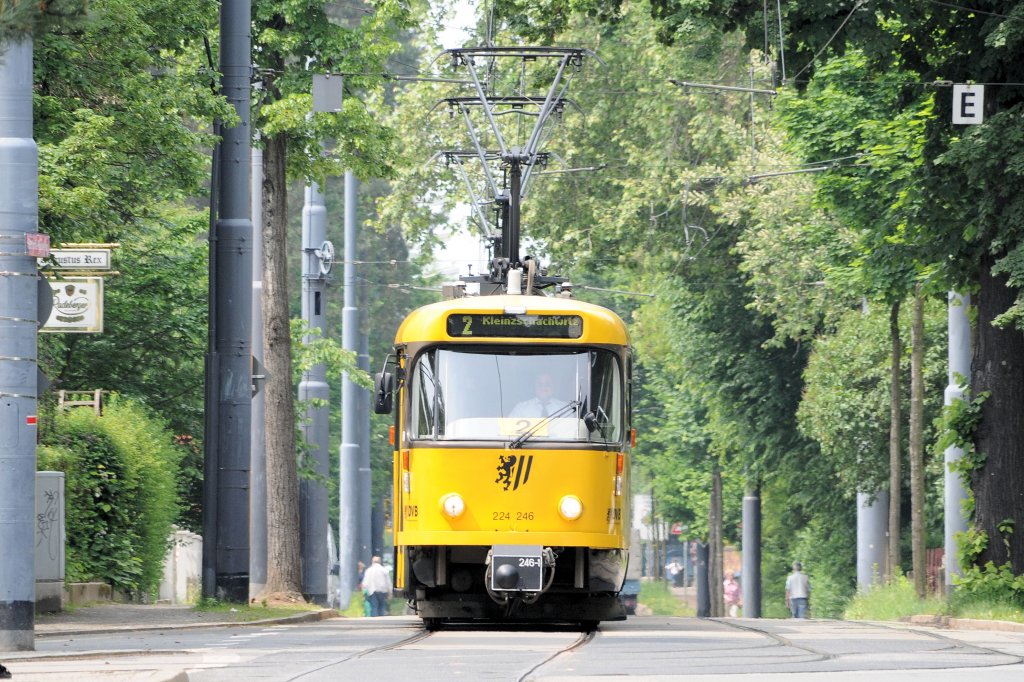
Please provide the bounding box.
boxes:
[374,292,633,627]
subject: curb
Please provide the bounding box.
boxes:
[2,609,339,661]
[34,607,340,638]
[905,614,1024,633]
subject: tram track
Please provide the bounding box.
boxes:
[283,627,435,681]
[516,629,596,682]
[717,617,1024,671]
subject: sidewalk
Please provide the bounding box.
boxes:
[0,604,340,681]
[9,603,338,646]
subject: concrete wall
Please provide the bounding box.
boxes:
[158,528,202,604]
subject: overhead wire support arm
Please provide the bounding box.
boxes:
[456,55,511,158]
[522,52,578,159]
[448,154,500,240]
[456,103,503,201]
[668,78,777,96]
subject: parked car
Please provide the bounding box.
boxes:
[619,578,641,615]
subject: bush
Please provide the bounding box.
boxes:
[953,561,1024,609]
[38,396,184,596]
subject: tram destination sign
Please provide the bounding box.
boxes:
[447,313,583,339]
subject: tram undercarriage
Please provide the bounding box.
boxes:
[404,544,627,626]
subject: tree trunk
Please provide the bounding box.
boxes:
[909,291,926,597]
[887,300,902,581]
[709,464,724,617]
[972,252,1024,570]
[260,132,303,598]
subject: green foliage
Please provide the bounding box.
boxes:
[0,0,87,44]
[252,0,413,184]
[953,561,1024,610]
[783,517,856,619]
[291,319,371,388]
[844,575,947,621]
[799,298,947,500]
[38,397,185,595]
[956,528,988,568]
[952,599,1024,624]
[936,390,990,477]
[40,214,210,438]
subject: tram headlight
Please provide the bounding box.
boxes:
[558,495,583,521]
[441,493,466,519]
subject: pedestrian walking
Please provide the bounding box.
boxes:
[362,555,392,617]
[785,561,811,618]
[667,557,684,587]
[723,570,741,617]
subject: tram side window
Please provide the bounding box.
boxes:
[411,351,444,438]
[589,353,622,442]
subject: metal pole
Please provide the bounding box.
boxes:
[857,491,889,591]
[696,542,710,618]
[0,37,38,652]
[299,178,330,605]
[210,0,253,602]
[945,292,971,592]
[507,158,521,265]
[358,328,372,564]
[249,144,267,599]
[337,170,359,609]
[741,488,762,617]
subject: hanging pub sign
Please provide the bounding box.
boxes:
[41,277,104,333]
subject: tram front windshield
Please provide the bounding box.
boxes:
[410,348,623,443]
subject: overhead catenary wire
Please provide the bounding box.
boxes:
[925,0,1021,19]
[789,0,867,83]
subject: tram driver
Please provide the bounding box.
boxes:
[510,372,570,418]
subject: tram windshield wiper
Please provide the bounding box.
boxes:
[508,399,582,449]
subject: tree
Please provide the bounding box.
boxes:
[251,0,413,598]
[28,0,229,534]
[648,0,1024,575]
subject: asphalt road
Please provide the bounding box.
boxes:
[6,615,1024,681]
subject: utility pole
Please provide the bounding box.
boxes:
[299,172,331,606]
[0,36,38,652]
[741,486,762,617]
[204,0,253,602]
[857,491,889,591]
[337,170,359,608]
[250,143,267,599]
[358,328,372,563]
[944,292,971,592]
[856,298,888,591]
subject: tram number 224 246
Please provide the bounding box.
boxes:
[492,511,535,521]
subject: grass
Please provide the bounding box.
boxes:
[194,597,321,622]
[952,599,1024,623]
[843,575,1024,624]
[844,576,947,621]
[639,578,695,616]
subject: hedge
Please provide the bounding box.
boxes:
[38,396,184,596]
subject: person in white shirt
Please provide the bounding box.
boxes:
[361,556,392,617]
[785,561,811,618]
[510,372,568,418]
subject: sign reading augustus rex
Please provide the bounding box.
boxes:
[42,277,104,333]
[46,248,112,270]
